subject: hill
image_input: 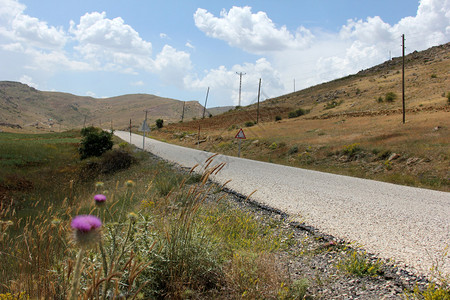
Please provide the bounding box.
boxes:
[0,82,207,131]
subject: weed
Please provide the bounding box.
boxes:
[377,96,384,103]
[385,92,398,102]
[337,251,383,277]
[269,142,278,150]
[324,100,343,109]
[342,143,362,157]
[431,74,437,78]
[288,145,299,155]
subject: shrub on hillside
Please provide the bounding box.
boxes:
[78,127,113,159]
[385,92,397,102]
[245,121,255,127]
[446,92,450,105]
[275,115,282,121]
[288,108,307,119]
[156,119,164,129]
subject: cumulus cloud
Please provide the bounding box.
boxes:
[185,58,283,106]
[70,12,153,71]
[0,0,67,49]
[152,45,192,86]
[194,6,314,54]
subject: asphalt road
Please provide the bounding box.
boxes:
[115,131,450,276]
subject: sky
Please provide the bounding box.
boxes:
[0,0,449,108]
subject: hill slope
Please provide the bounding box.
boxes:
[0,82,206,131]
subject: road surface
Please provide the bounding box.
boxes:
[115,131,450,276]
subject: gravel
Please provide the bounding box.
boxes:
[115,131,450,278]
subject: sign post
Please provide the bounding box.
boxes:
[235,128,246,157]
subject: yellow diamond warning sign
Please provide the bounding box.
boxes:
[235,128,246,139]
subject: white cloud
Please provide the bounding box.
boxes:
[131,80,144,86]
[185,41,195,49]
[0,0,67,49]
[194,6,314,54]
[19,74,37,88]
[86,91,96,97]
[70,12,153,72]
[185,58,283,106]
[160,33,169,39]
[153,45,192,86]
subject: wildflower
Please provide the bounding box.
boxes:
[95,181,104,189]
[125,180,135,188]
[94,194,106,206]
[127,212,138,223]
[71,215,102,248]
[51,218,61,226]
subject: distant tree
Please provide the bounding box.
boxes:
[156,119,164,129]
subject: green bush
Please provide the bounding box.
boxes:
[288,108,307,119]
[446,92,450,105]
[78,127,113,159]
[245,121,255,127]
[324,100,343,109]
[385,92,397,102]
[156,119,164,129]
[377,96,384,103]
[275,115,282,121]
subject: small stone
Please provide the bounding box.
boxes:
[388,153,401,161]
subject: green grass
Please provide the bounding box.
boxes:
[0,132,305,299]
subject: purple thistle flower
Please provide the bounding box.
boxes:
[71,215,102,247]
[94,194,106,206]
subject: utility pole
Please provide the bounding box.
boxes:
[129,119,132,144]
[181,101,185,122]
[197,87,209,147]
[202,87,209,119]
[236,72,246,106]
[257,78,261,124]
[143,109,149,150]
[402,34,406,124]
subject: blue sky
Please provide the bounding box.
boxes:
[0,0,449,107]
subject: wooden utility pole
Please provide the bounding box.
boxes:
[129,119,132,144]
[202,87,209,119]
[181,101,185,122]
[402,34,406,124]
[198,87,209,147]
[236,72,246,106]
[143,110,149,150]
[257,78,261,124]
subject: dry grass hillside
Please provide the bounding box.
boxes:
[0,82,207,132]
[151,43,450,191]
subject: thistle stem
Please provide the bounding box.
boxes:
[69,248,85,300]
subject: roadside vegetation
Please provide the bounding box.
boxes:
[1,130,448,299]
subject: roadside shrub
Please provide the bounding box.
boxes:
[446,92,450,105]
[269,142,278,150]
[78,127,113,159]
[275,115,282,121]
[98,149,136,174]
[156,119,164,129]
[385,92,397,102]
[245,121,255,127]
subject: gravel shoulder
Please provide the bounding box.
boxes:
[115,131,450,278]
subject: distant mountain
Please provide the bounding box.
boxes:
[0,82,206,131]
